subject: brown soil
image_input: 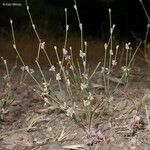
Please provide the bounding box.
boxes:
[0,63,150,150]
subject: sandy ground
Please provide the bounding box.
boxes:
[0,63,150,150]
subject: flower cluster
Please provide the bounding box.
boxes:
[21,66,34,74]
[40,41,45,50]
[101,67,108,74]
[80,83,88,90]
[121,66,130,73]
[125,42,131,50]
[56,73,61,81]
[109,49,113,56]
[42,82,49,96]
[112,59,117,66]
[49,65,56,72]
[83,92,94,107]
[66,107,75,117]
[80,50,86,58]
[121,66,130,76]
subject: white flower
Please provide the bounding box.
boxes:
[125,42,131,50]
[27,5,29,10]
[66,25,69,31]
[41,89,49,96]
[83,61,86,67]
[44,97,49,103]
[63,48,68,55]
[66,107,75,117]
[81,83,88,90]
[65,55,71,60]
[32,24,35,29]
[3,59,7,65]
[13,44,16,49]
[66,79,70,86]
[60,102,67,110]
[20,66,25,71]
[101,67,105,73]
[82,73,88,79]
[30,68,34,74]
[104,43,108,50]
[74,4,77,10]
[121,66,130,72]
[108,96,113,102]
[84,41,87,46]
[40,42,45,49]
[88,92,94,100]
[83,100,90,107]
[10,19,13,24]
[110,24,115,34]
[56,73,61,81]
[109,49,113,55]
[69,65,74,70]
[112,60,117,66]
[80,50,86,58]
[49,65,55,72]
[79,23,82,30]
[116,45,119,50]
[101,67,108,74]
[25,66,29,72]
